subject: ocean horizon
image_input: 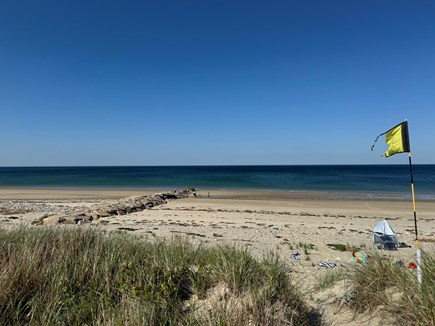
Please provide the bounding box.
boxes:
[0,165,434,201]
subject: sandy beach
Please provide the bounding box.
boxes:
[1,188,435,325]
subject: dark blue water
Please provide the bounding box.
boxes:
[0,165,434,200]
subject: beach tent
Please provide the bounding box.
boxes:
[373,219,398,250]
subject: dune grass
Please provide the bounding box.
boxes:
[5,225,433,325]
[315,250,435,326]
[0,226,312,325]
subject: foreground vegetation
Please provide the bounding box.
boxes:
[0,226,312,325]
[312,248,435,326]
[1,226,434,325]
[345,250,435,325]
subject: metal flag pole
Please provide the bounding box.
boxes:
[408,152,422,285]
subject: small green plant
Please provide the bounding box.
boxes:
[313,270,345,291]
[326,243,347,251]
[295,242,315,254]
[303,243,314,254]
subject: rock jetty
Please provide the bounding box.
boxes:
[42,188,194,225]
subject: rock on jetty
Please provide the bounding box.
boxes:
[42,188,194,225]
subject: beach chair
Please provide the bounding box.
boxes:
[373,219,399,250]
[378,235,398,250]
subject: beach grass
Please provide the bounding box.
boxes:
[0,226,312,325]
[312,269,346,292]
[2,225,435,325]
[332,250,435,325]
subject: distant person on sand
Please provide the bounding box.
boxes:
[192,190,197,198]
[207,192,210,198]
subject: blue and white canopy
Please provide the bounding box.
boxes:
[373,219,396,236]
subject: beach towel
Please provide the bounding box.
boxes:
[352,251,368,265]
[319,262,336,268]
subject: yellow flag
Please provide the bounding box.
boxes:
[384,122,410,157]
[371,121,411,157]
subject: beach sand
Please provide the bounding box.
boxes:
[1,188,435,325]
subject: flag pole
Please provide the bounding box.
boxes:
[408,152,422,285]
[371,120,422,284]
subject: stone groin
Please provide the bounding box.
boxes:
[42,188,194,225]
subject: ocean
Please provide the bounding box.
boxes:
[0,165,434,200]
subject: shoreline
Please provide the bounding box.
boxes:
[2,187,435,222]
[0,187,434,202]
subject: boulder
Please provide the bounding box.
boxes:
[90,212,99,220]
[162,192,178,199]
[107,206,118,215]
[42,214,66,225]
[63,217,77,225]
[140,198,151,206]
[93,209,110,217]
[73,214,91,223]
[117,203,127,210]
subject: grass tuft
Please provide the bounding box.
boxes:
[344,250,435,325]
[0,226,312,325]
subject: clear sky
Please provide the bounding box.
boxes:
[1,0,434,166]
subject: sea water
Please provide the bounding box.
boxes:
[0,165,434,200]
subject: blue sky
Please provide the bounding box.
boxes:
[1,0,434,166]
